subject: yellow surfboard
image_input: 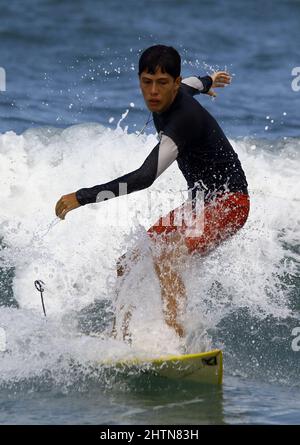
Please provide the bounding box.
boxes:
[100,349,223,385]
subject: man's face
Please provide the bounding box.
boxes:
[139,67,181,113]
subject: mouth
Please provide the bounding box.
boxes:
[148,100,160,105]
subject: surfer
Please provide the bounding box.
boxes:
[55,45,249,340]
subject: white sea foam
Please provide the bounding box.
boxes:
[0,124,299,383]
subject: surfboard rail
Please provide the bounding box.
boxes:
[99,349,223,385]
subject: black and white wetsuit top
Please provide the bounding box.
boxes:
[76,75,248,206]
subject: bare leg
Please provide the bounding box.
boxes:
[153,258,186,337]
[152,235,187,338]
[111,235,188,340]
[111,249,140,341]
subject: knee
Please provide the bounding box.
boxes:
[116,253,127,277]
[116,248,140,277]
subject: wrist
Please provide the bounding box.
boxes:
[75,189,88,206]
[198,75,213,93]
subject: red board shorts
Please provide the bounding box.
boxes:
[147,192,250,256]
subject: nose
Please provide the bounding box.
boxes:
[150,82,158,96]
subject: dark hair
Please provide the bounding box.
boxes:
[138,45,181,79]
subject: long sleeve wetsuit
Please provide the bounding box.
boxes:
[75,75,248,206]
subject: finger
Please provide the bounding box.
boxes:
[62,210,68,220]
[217,72,231,78]
[60,207,69,220]
[213,82,225,88]
[55,200,63,217]
[216,71,231,76]
[55,196,67,214]
[56,203,68,219]
[56,203,65,218]
[216,76,231,83]
[208,90,217,97]
[212,79,230,88]
[217,79,231,84]
[57,209,65,220]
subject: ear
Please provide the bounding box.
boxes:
[175,76,182,90]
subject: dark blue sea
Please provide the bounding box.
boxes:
[0,0,300,426]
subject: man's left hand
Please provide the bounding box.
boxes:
[208,71,232,97]
[55,192,81,220]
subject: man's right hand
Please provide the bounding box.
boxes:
[55,192,81,220]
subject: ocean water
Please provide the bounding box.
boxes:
[0,0,300,426]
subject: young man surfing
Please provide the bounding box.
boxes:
[55,45,249,340]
